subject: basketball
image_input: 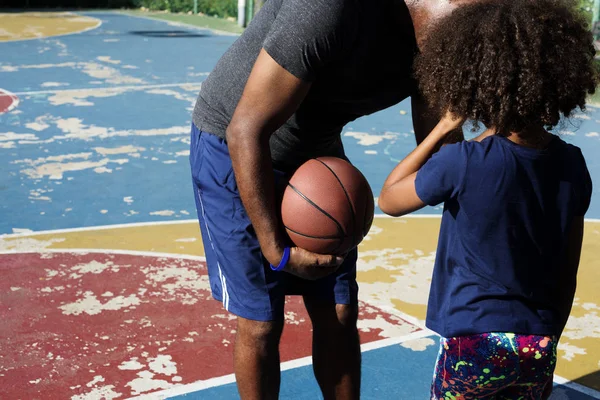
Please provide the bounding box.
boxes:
[281,157,375,255]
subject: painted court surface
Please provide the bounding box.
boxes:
[0,11,599,400]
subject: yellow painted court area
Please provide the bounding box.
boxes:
[0,12,100,42]
[1,216,598,389]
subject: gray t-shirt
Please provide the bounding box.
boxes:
[192,0,417,171]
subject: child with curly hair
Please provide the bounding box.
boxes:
[378,0,596,398]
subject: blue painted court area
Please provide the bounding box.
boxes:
[2,12,600,235]
[169,337,598,400]
[0,12,242,234]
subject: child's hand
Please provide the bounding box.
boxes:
[439,110,465,132]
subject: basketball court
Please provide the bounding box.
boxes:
[0,12,599,399]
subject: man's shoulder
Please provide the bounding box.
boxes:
[278,0,358,15]
[269,0,360,39]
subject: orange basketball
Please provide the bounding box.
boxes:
[281,157,374,255]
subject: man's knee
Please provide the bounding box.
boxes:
[236,317,284,346]
[305,298,358,332]
[333,304,358,328]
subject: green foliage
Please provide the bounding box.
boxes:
[135,0,237,18]
[579,0,592,22]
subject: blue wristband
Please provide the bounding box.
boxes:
[270,247,290,271]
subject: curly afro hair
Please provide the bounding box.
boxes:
[414,0,598,134]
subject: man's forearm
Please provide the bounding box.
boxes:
[228,128,286,266]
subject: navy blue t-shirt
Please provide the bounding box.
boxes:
[415,135,592,338]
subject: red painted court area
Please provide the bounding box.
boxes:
[0,252,420,399]
[0,89,18,114]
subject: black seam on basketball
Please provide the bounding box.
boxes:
[287,182,346,239]
[284,226,345,240]
[314,158,358,246]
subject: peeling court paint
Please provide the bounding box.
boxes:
[1,61,144,85]
[41,82,69,88]
[149,210,176,217]
[0,250,427,399]
[15,152,129,180]
[60,292,142,316]
[2,10,599,398]
[70,385,121,400]
[357,314,419,338]
[97,56,121,65]
[94,145,146,156]
[344,131,398,146]
[126,370,173,396]
[400,337,436,352]
[0,236,65,251]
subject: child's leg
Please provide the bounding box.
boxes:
[431,333,557,400]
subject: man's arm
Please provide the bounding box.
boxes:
[227,49,343,279]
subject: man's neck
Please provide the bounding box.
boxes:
[405,0,457,47]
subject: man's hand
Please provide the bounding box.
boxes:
[283,247,345,280]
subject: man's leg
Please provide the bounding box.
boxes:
[234,317,284,400]
[190,126,287,399]
[303,297,361,400]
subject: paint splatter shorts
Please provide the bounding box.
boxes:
[431,333,557,399]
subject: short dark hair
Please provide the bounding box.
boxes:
[414,0,598,134]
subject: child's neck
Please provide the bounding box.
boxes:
[506,126,553,149]
[476,126,553,149]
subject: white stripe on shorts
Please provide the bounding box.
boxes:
[197,187,230,311]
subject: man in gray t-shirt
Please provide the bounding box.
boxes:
[190,0,473,398]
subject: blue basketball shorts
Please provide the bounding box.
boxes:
[189,124,358,321]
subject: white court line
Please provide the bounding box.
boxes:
[126,326,600,400]
[0,219,198,238]
[3,214,599,239]
[553,376,600,399]
[365,301,428,330]
[374,213,441,219]
[0,12,102,43]
[0,248,206,262]
[1,250,599,399]
[11,81,204,96]
[126,330,434,400]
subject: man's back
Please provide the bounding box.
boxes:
[193,0,417,170]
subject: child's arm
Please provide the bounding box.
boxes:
[378,112,464,217]
[557,216,585,335]
[557,157,592,336]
